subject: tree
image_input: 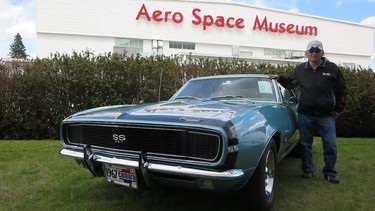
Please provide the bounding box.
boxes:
[9,33,27,59]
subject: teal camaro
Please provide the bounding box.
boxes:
[60,74,299,211]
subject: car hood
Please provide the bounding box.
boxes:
[65,99,264,126]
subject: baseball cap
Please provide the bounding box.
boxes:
[306,40,323,51]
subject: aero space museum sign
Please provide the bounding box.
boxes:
[136,4,318,36]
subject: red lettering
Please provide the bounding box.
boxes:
[215,16,225,27]
[136,4,184,24]
[164,11,172,22]
[286,24,295,34]
[235,18,245,29]
[192,8,202,25]
[153,10,163,22]
[253,15,318,36]
[296,25,305,35]
[203,15,214,30]
[172,12,184,23]
[269,22,278,32]
[253,15,268,31]
[138,5,318,35]
[304,26,318,35]
[136,4,151,21]
[279,23,286,33]
[192,8,245,30]
[226,17,234,28]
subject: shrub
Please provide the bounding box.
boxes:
[0,52,374,139]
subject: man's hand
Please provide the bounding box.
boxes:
[269,74,279,80]
[331,111,341,120]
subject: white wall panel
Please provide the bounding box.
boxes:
[37,33,114,58]
[36,0,374,68]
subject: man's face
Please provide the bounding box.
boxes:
[306,47,323,63]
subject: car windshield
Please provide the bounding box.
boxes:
[172,77,277,102]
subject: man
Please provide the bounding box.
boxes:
[269,40,347,184]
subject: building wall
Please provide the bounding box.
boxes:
[36,0,374,68]
[37,33,114,56]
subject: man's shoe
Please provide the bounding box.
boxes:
[301,172,313,178]
[324,175,340,184]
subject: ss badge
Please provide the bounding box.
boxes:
[113,134,126,144]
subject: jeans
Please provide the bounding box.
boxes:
[298,113,337,176]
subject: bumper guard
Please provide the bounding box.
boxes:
[60,148,244,181]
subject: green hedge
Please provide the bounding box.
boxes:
[1,52,374,139]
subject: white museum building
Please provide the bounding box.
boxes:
[36,0,375,68]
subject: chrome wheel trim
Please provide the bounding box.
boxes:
[264,149,276,198]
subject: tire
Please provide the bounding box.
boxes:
[240,139,278,211]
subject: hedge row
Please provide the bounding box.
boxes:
[1,51,374,139]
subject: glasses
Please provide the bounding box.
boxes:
[308,48,322,53]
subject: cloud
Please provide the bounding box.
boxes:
[335,1,343,7]
[0,4,24,21]
[289,7,300,13]
[250,0,267,7]
[230,0,267,7]
[237,0,299,11]
[360,16,375,26]
[5,18,35,37]
[0,2,36,38]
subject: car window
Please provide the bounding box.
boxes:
[173,77,277,102]
[278,84,299,104]
[279,85,290,101]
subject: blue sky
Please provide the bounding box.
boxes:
[1,0,374,68]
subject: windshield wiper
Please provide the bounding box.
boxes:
[210,95,254,103]
[174,96,201,100]
[210,95,244,99]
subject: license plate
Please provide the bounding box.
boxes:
[103,164,138,189]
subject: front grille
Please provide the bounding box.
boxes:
[64,124,222,162]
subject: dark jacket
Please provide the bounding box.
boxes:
[278,57,347,116]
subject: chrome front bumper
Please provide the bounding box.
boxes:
[60,148,244,181]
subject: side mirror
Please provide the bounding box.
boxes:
[288,96,298,106]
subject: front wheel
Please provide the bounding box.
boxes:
[240,139,278,211]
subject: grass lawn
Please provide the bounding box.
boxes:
[0,138,374,211]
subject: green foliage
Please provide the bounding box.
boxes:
[0,52,374,139]
[8,33,27,59]
[337,67,375,137]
